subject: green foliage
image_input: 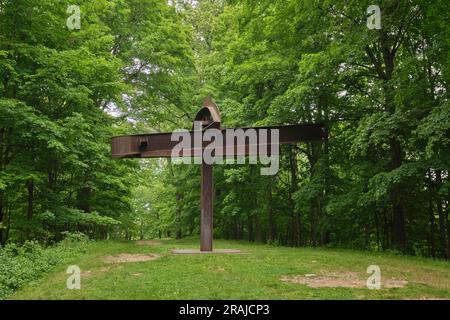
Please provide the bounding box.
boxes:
[0,0,448,260]
[125,0,450,258]
[0,233,89,299]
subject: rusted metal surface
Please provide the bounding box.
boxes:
[111,124,327,158]
[171,249,241,254]
[194,96,221,129]
[111,97,328,252]
[200,162,213,252]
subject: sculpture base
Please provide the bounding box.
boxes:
[171,249,241,254]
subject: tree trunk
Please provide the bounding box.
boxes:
[0,126,5,245]
[27,179,34,220]
[289,145,301,246]
[155,211,162,239]
[4,206,11,245]
[429,200,436,258]
[435,170,447,259]
[447,186,450,260]
[26,179,34,239]
[447,217,450,261]
[0,191,4,246]
[267,182,276,242]
[248,214,254,242]
[374,209,381,251]
[389,137,407,252]
[255,211,262,242]
[77,186,92,213]
[176,193,182,240]
[368,35,406,252]
[310,203,317,246]
[382,209,389,250]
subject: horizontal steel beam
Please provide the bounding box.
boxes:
[111,124,327,158]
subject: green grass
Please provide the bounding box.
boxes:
[9,238,450,300]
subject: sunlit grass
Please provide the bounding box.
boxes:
[9,238,450,300]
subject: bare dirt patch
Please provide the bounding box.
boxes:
[82,270,93,278]
[103,253,161,263]
[414,296,450,300]
[208,266,226,273]
[281,272,408,289]
[374,265,450,291]
[384,279,409,288]
[135,240,162,246]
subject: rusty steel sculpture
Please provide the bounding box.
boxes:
[111,97,327,252]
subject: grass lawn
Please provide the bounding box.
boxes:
[9,238,450,300]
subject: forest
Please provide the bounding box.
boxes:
[0,0,449,261]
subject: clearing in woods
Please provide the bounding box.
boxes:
[9,239,450,300]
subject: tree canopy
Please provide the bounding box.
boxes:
[0,0,448,258]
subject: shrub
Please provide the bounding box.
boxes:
[0,233,90,299]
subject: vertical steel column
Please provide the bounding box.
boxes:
[200,161,213,251]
